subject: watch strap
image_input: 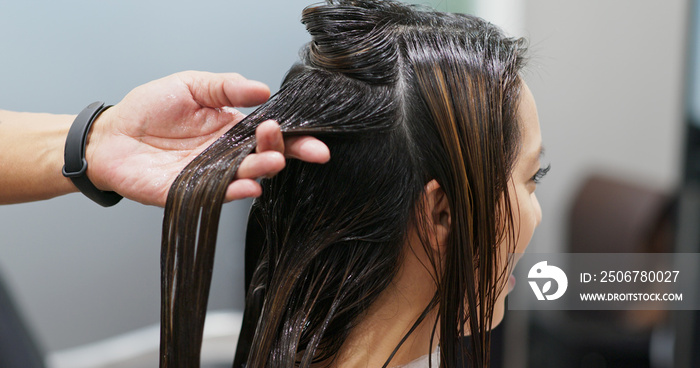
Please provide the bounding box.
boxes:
[62,101,123,207]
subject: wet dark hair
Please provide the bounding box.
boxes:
[159,1,527,367]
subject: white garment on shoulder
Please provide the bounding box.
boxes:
[397,348,440,368]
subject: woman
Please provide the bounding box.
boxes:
[160,1,546,367]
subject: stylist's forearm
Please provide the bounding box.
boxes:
[0,110,78,204]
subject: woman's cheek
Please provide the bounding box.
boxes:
[515,192,539,253]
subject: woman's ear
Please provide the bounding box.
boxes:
[423,179,451,252]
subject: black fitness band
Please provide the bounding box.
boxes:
[62,101,123,207]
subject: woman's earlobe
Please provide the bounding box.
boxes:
[424,179,451,251]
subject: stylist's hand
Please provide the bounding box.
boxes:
[85,71,330,207]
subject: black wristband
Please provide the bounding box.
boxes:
[62,101,123,207]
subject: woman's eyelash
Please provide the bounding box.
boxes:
[532,164,551,184]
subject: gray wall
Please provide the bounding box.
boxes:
[0,0,312,352]
[521,0,687,254]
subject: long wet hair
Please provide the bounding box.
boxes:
[159,1,527,367]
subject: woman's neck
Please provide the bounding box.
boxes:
[326,236,440,367]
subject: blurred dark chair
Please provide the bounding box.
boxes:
[0,269,46,368]
[569,175,674,255]
[528,174,676,368]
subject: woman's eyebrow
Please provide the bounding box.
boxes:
[527,145,544,165]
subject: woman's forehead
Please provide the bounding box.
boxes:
[518,83,542,160]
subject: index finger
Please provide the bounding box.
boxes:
[284,136,330,164]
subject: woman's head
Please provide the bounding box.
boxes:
[160,1,534,367]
